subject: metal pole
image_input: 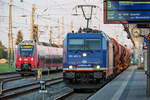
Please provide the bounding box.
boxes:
[86,18,89,29]
[70,20,73,32]
[11,28,13,66]
[58,18,60,47]
[10,0,14,67]
[147,40,150,97]
[8,0,13,67]
[62,16,65,40]
[30,6,35,40]
[8,34,11,67]
[35,40,38,79]
[49,27,53,44]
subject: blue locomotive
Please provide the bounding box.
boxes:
[63,30,115,89]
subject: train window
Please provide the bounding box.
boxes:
[85,39,101,50]
[19,45,34,57]
[68,39,84,50]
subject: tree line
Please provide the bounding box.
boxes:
[0,41,7,59]
[0,30,23,59]
[0,28,63,59]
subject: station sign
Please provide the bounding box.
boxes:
[143,35,147,50]
[104,0,150,24]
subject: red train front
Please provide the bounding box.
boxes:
[15,40,63,75]
[15,40,36,73]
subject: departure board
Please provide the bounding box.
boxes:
[104,0,150,24]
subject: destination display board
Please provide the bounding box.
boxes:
[20,45,33,48]
[104,0,150,24]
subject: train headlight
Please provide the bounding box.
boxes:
[31,57,33,61]
[96,65,100,69]
[19,57,22,61]
[83,53,87,57]
[69,65,73,69]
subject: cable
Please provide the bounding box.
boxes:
[0,0,74,28]
[50,0,71,12]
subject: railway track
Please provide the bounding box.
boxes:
[0,72,33,94]
[0,71,62,86]
[55,81,112,100]
[0,72,17,75]
[55,90,95,100]
[0,77,63,99]
[0,70,62,81]
[55,71,124,100]
[0,72,22,82]
[0,69,126,100]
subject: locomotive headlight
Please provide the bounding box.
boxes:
[31,57,33,61]
[96,65,100,69]
[19,57,22,61]
[83,53,87,57]
[69,65,73,69]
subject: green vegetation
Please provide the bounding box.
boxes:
[0,63,15,73]
[0,41,7,59]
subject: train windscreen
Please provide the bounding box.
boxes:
[68,38,101,50]
[85,39,101,50]
[68,39,84,50]
[19,45,34,57]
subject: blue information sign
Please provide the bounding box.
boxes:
[105,0,150,24]
[143,35,147,50]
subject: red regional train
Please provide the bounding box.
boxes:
[15,40,63,75]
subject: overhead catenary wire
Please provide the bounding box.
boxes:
[0,0,86,31]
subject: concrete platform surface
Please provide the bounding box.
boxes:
[88,66,150,100]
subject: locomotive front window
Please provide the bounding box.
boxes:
[68,39,84,50]
[85,39,101,50]
[19,45,34,57]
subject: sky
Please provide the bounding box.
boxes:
[0,0,133,48]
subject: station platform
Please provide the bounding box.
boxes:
[88,65,150,100]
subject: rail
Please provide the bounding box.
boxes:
[0,77,63,99]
